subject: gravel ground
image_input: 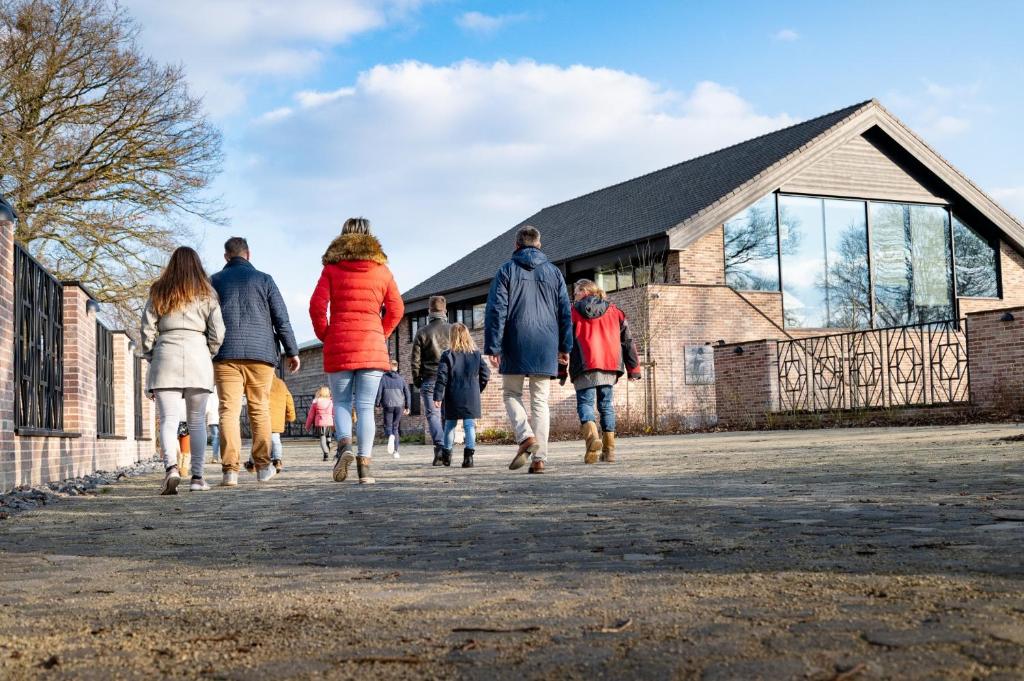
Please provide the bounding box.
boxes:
[1,424,1023,680]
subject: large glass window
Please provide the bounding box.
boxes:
[870,202,953,326]
[779,196,828,327]
[953,216,999,298]
[824,199,872,329]
[724,194,781,291]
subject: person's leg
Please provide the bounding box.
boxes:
[528,376,551,463]
[328,371,355,445]
[154,389,184,494]
[383,407,396,454]
[183,389,209,480]
[353,370,383,458]
[502,374,533,444]
[597,385,616,433]
[319,430,331,456]
[463,419,476,450]
[270,432,282,461]
[214,363,244,473]
[209,424,220,461]
[421,378,444,446]
[443,419,457,450]
[576,387,597,425]
[240,362,276,471]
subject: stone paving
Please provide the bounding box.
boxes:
[2,424,1024,680]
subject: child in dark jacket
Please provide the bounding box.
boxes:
[560,279,641,464]
[376,360,411,459]
[433,323,490,468]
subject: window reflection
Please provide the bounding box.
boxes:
[724,194,781,291]
[953,216,999,298]
[824,199,871,329]
[779,196,827,328]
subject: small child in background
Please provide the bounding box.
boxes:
[206,387,220,463]
[376,359,411,459]
[433,323,490,468]
[305,386,335,461]
[245,376,296,473]
[560,279,641,464]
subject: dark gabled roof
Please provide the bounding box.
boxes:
[402,100,872,302]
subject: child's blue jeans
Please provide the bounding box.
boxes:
[576,385,616,432]
[444,418,476,450]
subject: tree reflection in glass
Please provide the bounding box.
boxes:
[724,194,789,291]
[953,216,999,298]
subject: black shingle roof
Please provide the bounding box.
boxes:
[403,100,871,302]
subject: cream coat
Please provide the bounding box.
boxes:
[141,296,225,394]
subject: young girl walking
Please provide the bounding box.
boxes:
[433,323,490,468]
[140,246,225,494]
[305,386,335,461]
[560,279,641,464]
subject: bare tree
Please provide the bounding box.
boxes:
[0,0,223,326]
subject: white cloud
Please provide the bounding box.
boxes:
[122,0,426,117]
[295,87,357,108]
[773,28,799,42]
[455,11,528,35]
[886,79,984,139]
[991,187,1024,222]
[229,60,796,341]
[929,115,970,136]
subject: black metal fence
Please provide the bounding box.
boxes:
[133,354,144,438]
[776,319,969,412]
[283,394,315,437]
[13,244,64,434]
[96,322,116,436]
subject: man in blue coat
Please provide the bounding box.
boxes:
[484,226,572,474]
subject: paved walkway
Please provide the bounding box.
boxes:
[2,425,1024,680]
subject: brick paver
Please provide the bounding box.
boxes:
[2,424,1024,679]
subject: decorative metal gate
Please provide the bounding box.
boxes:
[283,394,315,437]
[776,319,969,412]
[134,354,144,438]
[13,244,64,433]
[96,322,116,435]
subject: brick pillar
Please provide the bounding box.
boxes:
[62,284,98,453]
[0,221,15,490]
[713,339,779,429]
[113,332,130,439]
[138,359,154,442]
[965,306,1024,416]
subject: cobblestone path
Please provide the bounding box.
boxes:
[2,424,1024,680]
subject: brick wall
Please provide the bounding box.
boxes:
[0,222,156,491]
[713,340,779,429]
[671,226,725,285]
[965,305,1024,415]
[958,240,1024,316]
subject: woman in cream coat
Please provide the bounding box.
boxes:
[141,246,225,494]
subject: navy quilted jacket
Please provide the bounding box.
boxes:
[484,247,573,377]
[211,257,299,365]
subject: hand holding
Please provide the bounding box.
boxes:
[558,352,570,365]
[487,354,501,369]
[433,400,442,409]
[287,356,301,373]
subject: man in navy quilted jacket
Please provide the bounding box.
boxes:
[211,236,300,487]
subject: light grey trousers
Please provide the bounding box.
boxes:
[502,374,551,462]
[154,388,209,479]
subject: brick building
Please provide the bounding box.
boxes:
[286,99,1024,436]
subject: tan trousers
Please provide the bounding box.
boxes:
[215,360,276,472]
[502,374,551,462]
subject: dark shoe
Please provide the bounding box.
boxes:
[243,459,255,473]
[462,448,475,468]
[322,453,329,462]
[442,448,452,467]
[357,456,375,484]
[272,459,283,473]
[528,460,545,474]
[333,440,354,482]
[432,445,444,467]
[509,437,538,470]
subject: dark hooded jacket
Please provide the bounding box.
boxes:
[212,257,299,365]
[562,295,641,383]
[483,247,573,377]
[376,370,411,409]
[309,233,404,373]
[433,349,490,420]
[411,313,450,385]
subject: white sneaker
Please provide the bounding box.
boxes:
[387,435,395,455]
[220,471,238,487]
[393,451,400,459]
[160,467,180,495]
[190,478,210,492]
[257,466,277,483]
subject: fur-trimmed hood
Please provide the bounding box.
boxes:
[322,233,388,266]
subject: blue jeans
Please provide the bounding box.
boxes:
[576,385,616,432]
[328,370,384,457]
[444,418,476,450]
[209,424,220,459]
[420,378,445,446]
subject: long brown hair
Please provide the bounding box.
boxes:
[149,247,216,315]
[574,278,607,300]
[449,323,476,352]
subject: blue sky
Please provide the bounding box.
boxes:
[122,0,1024,342]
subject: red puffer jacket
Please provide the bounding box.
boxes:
[309,233,404,373]
[561,296,641,383]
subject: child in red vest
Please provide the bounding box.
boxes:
[559,279,641,463]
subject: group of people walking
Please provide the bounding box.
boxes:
[140,219,641,494]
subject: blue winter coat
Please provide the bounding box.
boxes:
[211,257,299,365]
[484,248,573,377]
[433,350,490,420]
[376,370,411,409]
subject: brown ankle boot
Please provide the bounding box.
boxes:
[356,456,375,484]
[582,422,602,464]
[600,432,616,463]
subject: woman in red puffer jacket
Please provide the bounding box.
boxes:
[309,217,404,485]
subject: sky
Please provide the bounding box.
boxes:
[121,0,1024,343]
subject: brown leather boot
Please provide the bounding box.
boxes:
[509,436,538,470]
[582,422,602,464]
[356,456,375,484]
[600,432,616,463]
[528,460,545,474]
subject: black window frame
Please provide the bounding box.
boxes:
[96,321,116,437]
